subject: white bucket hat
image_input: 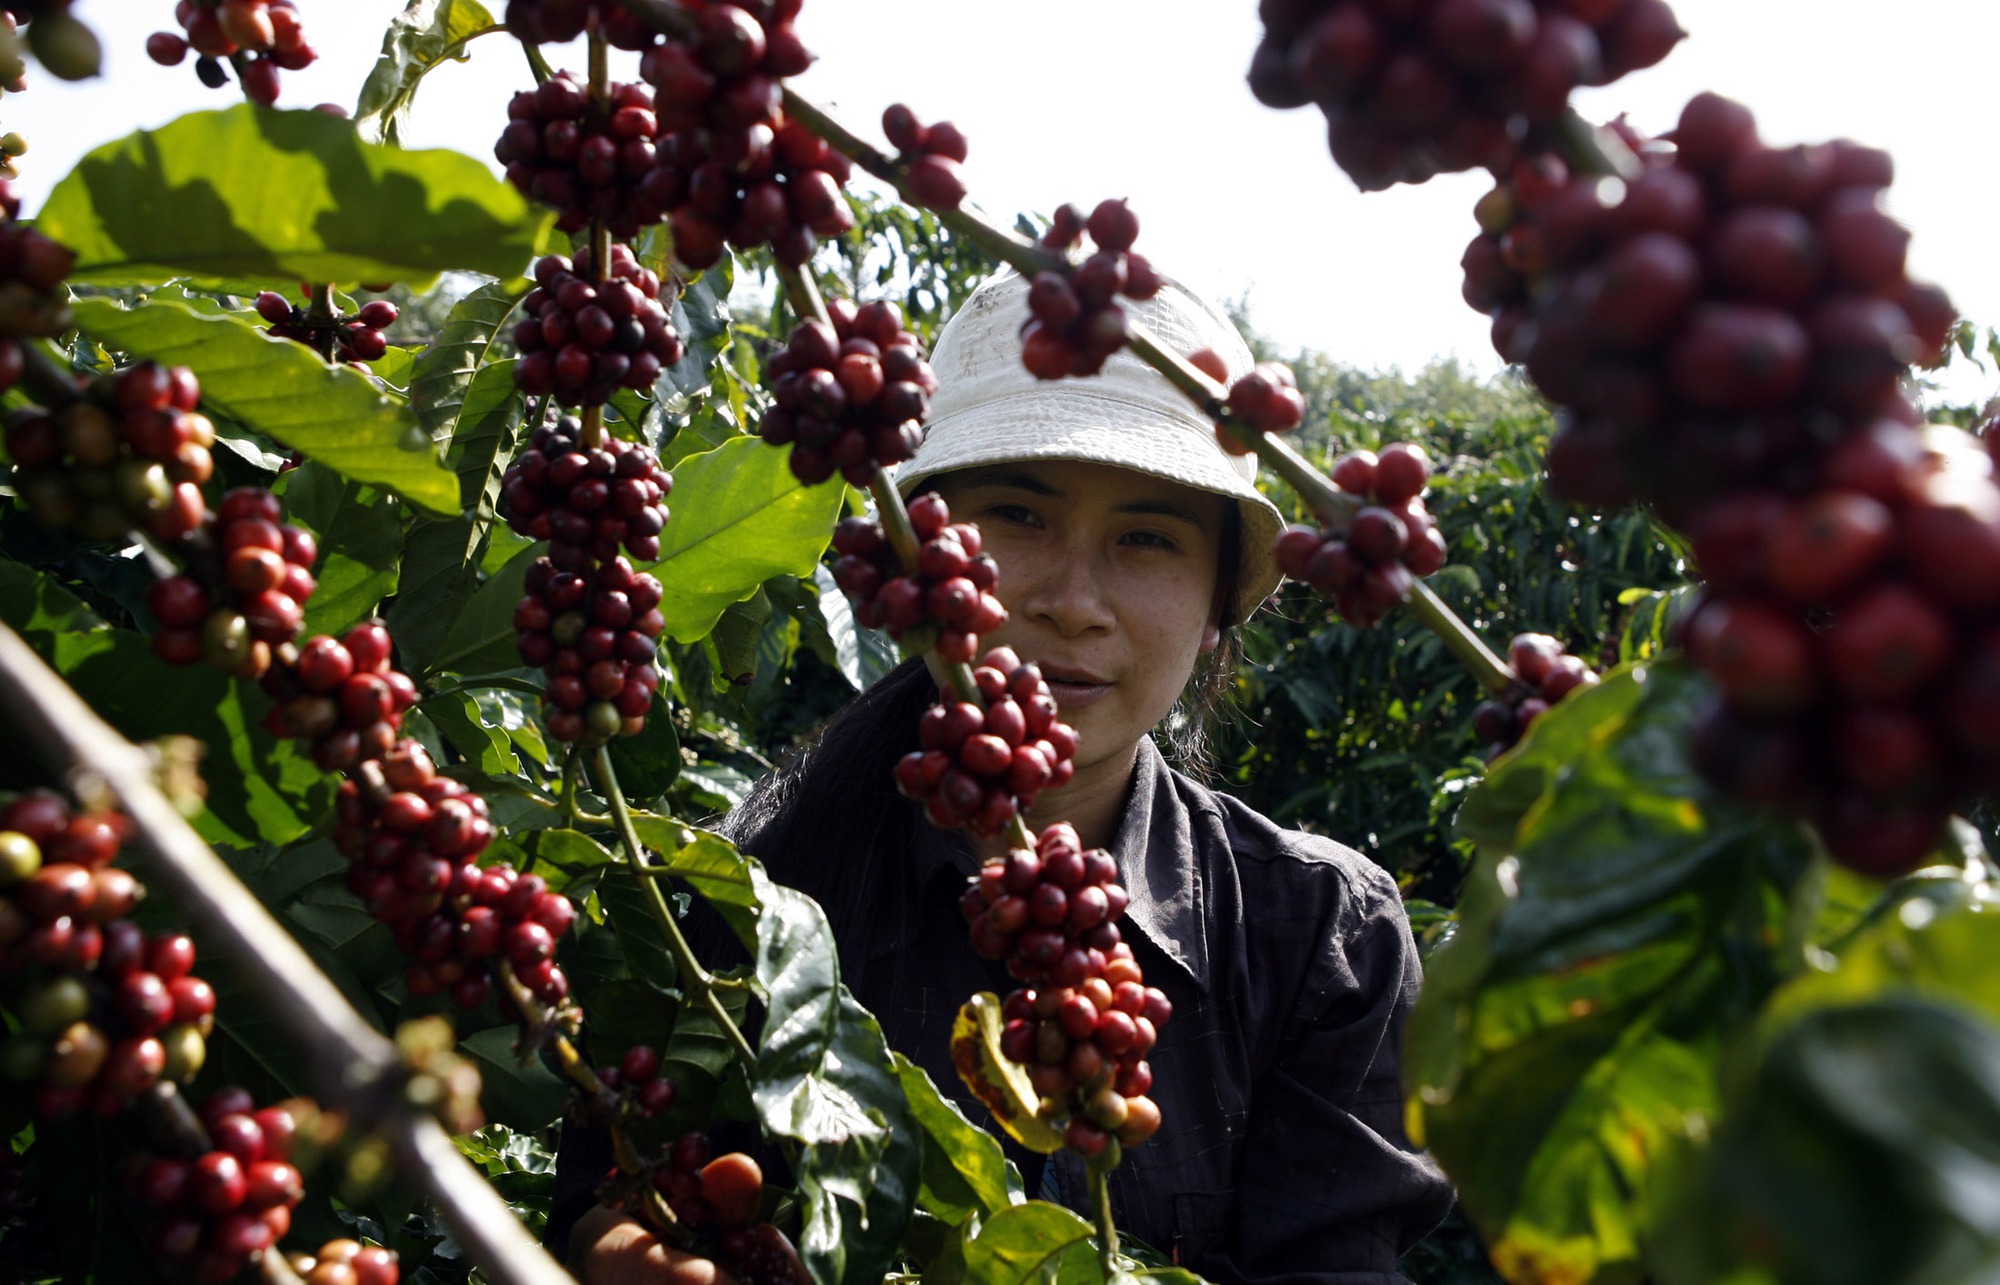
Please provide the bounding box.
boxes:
[894,270,1285,625]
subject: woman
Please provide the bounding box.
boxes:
[560,272,1454,1283]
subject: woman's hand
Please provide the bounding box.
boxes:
[567,1200,810,1285]
[568,1203,735,1285]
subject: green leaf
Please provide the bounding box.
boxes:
[1768,874,2000,1034]
[1658,997,2000,1285]
[431,541,539,676]
[626,818,760,951]
[389,301,526,670]
[354,0,506,147]
[0,559,325,846]
[40,105,549,287]
[812,563,896,691]
[413,692,514,777]
[958,1203,1101,1285]
[67,296,458,514]
[587,840,678,991]
[640,438,844,644]
[893,1051,1023,1222]
[1406,659,1815,1285]
[275,465,403,636]
[606,693,681,800]
[747,865,917,1285]
[460,1026,570,1132]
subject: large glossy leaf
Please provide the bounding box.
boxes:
[958,1203,1100,1285]
[892,1051,1023,1222]
[747,865,918,1285]
[354,0,506,147]
[67,296,458,514]
[640,438,844,644]
[1406,660,1815,1285]
[39,105,548,287]
[1658,997,2000,1285]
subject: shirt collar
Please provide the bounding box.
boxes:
[898,738,1207,990]
[1108,737,1207,990]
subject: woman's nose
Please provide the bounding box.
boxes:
[1018,541,1116,637]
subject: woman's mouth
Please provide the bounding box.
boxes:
[1041,667,1112,711]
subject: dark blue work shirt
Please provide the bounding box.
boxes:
[552,737,1452,1281]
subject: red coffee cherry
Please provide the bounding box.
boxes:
[1249,0,1685,189]
[259,286,399,366]
[151,0,317,103]
[829,497,1007,662]
[1274,441,1444,625]
[1017,200,1162,380]
[513,247,685,408]
[965,823,1165,1156]
[761,300,937,487]
[633,8,847,271]
[897,652,1077,834]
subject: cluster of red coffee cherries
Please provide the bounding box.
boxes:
[1248,0,1684,190]
[828,495,1006,663]
[0,210,74,392]
[124,1088,310,1281]
[255,289,399,366]
[960,822,1166,1157]
[513,247,685,407]
[500,416,675,566]
[502,417,671,744]
[759,297,938,486]
[148,487,321,680]
[5,361,214,543]
[257,623,423,773]
[1273,443,1446,625]
[637,1137,800,1284]
[1019,199,1162,380]
[895,648,1080,838]
[1213,357,1306,446]
[502,0,656,48]
[594,1042,679,1119]
[638,1,847,271]
[882,102,969,211]
[287,1238,401,1285]
[0,794,219,1118]
[498,74,669,239]
[1460,96,1973,876]
[515,552,668,744]
[1461,99,1954,519]
[332,740,577,1009]
[146,0,317,105]
[1471,632,1599,756]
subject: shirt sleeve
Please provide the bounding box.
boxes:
[1197,873,1456,1285]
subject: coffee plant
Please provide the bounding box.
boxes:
[0,3,1994,1285]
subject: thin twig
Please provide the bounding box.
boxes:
[592,746,759,1069]
[0,624,576,1285]
[1406,582,1518,697]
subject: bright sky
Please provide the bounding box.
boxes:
[9,0,1996,405]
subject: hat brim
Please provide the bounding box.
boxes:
[895,383,1285,626]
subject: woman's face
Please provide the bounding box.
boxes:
[931,460,1229,776]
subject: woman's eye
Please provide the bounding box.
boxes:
[984,502,1039,526]
[1123,530,1177,551]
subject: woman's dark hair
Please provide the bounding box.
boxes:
[1157,501,1244,775]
